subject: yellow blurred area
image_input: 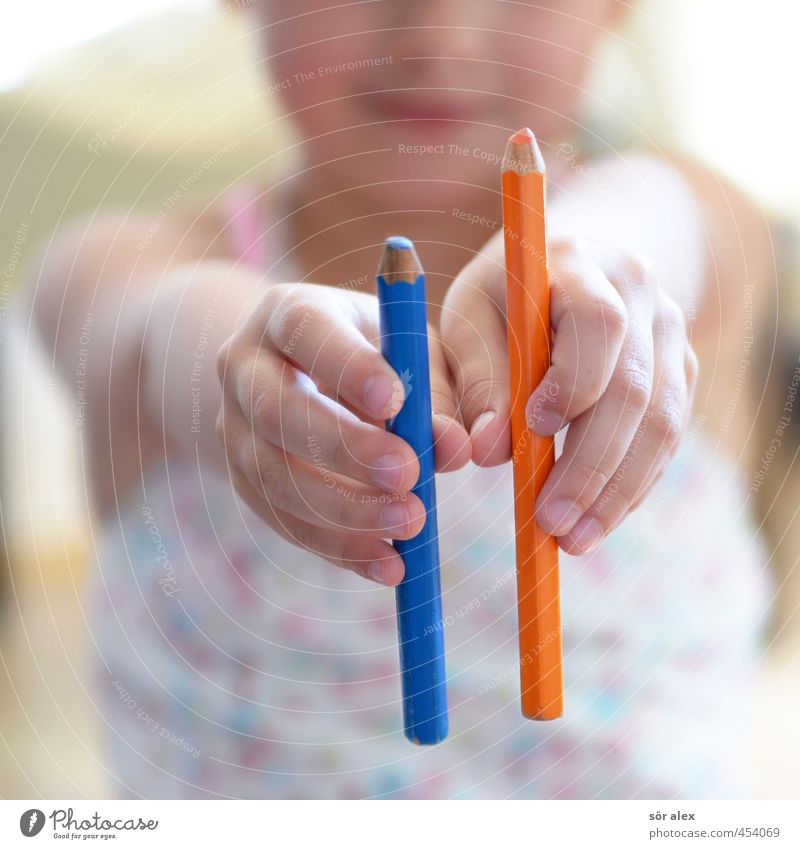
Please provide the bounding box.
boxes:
[1,0,799,798]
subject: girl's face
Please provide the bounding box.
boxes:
[256,0,621,201]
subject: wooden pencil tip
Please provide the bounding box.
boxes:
[377,236,424,284]
[503,128,545,175]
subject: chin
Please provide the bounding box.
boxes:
[362,169,486,211]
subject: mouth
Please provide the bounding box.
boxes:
[365,91,477,132]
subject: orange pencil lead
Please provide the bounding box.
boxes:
[509,126,535,145]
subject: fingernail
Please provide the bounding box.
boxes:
[528,407,562,435]
[381,501,410,534]
[570,516,604,553]
[541,499,582,535]
[364,375,405,418]
[470,410,496,439]
[371,453,405,490]
[367,561,390,585]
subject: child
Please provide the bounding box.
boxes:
[28,0,774,798]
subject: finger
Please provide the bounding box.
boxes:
[617,339,699,517]
[308,312,472,473]
[229,345,420,492]
[221,404,426,539]
[557,299,691,554]
[262,285,405,421]
[427,326,471,472]
[525,259,629,436]
[229,465,405,585]
[533,292,655,538]
[442,254,513,466]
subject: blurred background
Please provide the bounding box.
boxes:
[1,0,799,798]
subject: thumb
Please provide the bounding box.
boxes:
[427,326,472,472]
[441,252,512,467]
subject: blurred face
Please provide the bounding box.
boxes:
[255,0,621,203]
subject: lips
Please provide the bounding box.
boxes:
[365,91,477,129]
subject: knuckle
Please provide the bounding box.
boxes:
[550,235,589,259]
[337,542,367,576]
[594,485,631,525]
[610,362,652,412]
[597,296,628,340]
[250,383,277,433]
[569,458,615,510]
[610,485,632,516]
[430,385,456,416]
[330,435,354,476]
[237,442,259,485]
[575,291,628,342]
[650,404,683,450]
[261,455,291,509]
[461,375,504,419]
[270,293,317,353]
[240,441,275,495]
[659,295,686,334]
[262,281,291,310]
[618,250,654,285]
[327,488,351,531]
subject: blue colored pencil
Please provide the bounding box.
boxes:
[376,236,448,745]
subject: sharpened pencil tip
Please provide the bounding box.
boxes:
[378,236,423,284]
[503,128,545,175]
[510,127,535,144]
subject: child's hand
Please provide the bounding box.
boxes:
[216,283,470,585]
[442,234,698,555]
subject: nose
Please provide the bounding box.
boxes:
[383,0,487,63]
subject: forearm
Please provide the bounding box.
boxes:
[140,261,265,475]
[25,214,262,500]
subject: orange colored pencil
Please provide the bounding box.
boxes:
[501,128,563,720]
